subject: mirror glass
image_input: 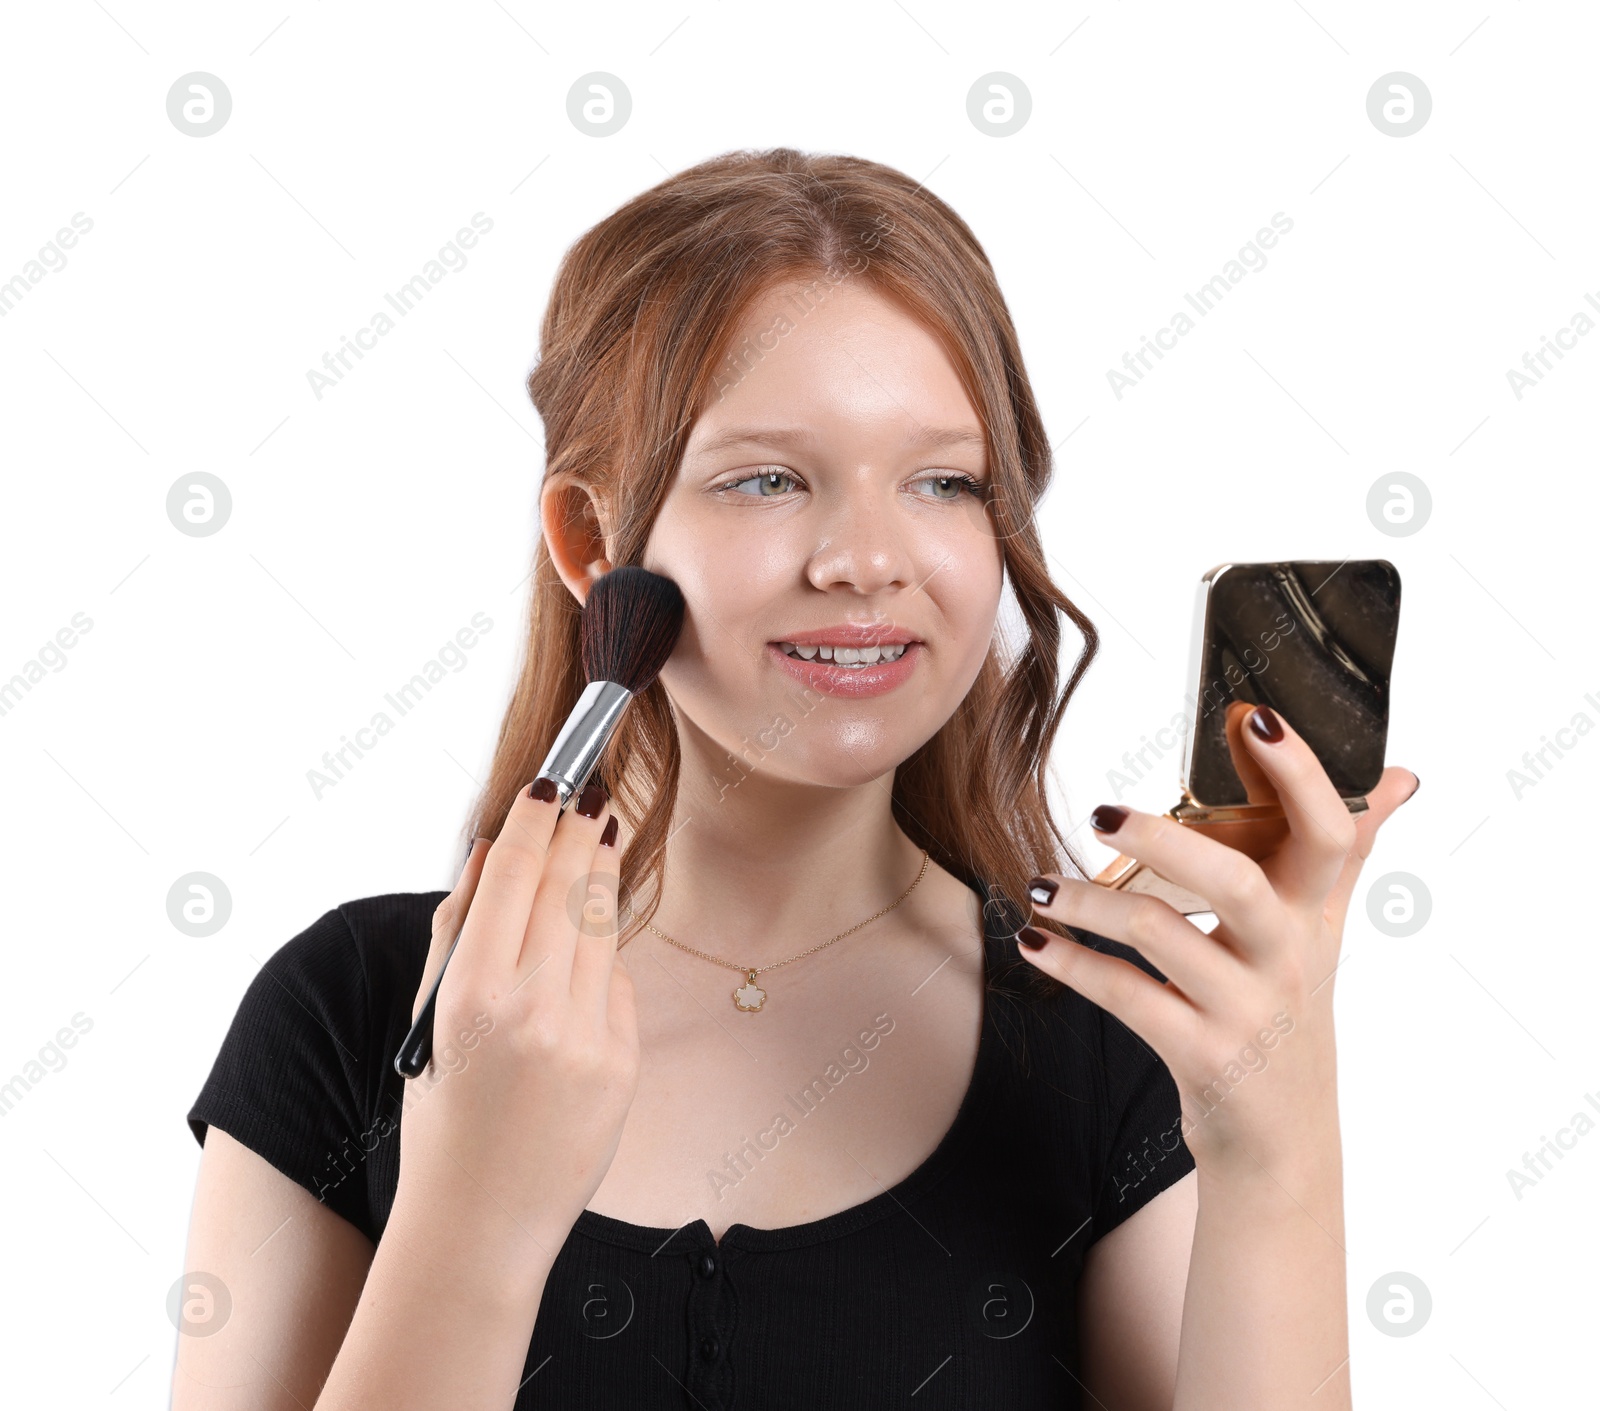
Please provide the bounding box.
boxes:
[1183,559,1401,806]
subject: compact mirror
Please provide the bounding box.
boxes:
[1092,558,1402,916]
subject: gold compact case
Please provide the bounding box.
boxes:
[1092,559,1402,916]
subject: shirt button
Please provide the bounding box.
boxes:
[698,1252,717,1279]
[699,1335,720,1362]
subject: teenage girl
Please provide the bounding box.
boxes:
[176,147,1415,1410]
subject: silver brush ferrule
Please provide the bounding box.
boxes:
[534,679,634,805]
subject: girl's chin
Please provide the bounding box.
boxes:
[708,750,908,795]
[701,716,923,793]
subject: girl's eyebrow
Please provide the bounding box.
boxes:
[689,425,986,456]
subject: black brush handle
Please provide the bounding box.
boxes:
[393,768,583,1080]
[394,931,462,1079]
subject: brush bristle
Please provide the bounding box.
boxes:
[580,566,687,692]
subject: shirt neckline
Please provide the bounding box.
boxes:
[572,879,1019,1255]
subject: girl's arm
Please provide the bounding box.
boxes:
[1027,704,1417,1411]
[172,1128,565,1411]
[1174,1113,1349,1407]
[172,1130,371,1410]
[1078,1170,1196,1409]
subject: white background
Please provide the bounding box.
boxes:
[1,1,1593,1405]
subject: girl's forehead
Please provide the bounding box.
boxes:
[696,308,978,436]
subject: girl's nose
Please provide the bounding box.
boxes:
[801,485,919,595]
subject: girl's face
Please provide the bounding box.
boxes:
[644,276,1005,791]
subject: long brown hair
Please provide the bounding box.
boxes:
[464,147,1098,996]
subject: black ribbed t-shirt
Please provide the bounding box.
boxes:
[186,881,1195,1408]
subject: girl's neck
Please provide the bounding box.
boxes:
[622,747,932,966]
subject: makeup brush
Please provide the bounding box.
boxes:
[394,565,686,1079]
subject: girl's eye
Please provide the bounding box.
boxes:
[915,473,986,501]
[720,467,979,499]
[720,469,799,497]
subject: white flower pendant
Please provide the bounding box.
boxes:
[733,970,767,1012]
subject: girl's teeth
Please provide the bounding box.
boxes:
[779,642,908,665]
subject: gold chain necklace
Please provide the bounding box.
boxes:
[638,850,930,1012]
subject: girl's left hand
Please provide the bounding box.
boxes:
[1018,703,1420,1178]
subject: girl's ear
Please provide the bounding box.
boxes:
[540,476,614,601]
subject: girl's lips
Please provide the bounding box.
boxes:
[765,641,920,697]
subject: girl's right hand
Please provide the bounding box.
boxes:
[395,779,639,1251]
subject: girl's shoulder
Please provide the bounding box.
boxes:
[186,889,449,1242]
[329,887,449,1000]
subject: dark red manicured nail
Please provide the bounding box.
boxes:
[1090,805,1127,835]
[529,777,558,803]
[1248,706,1284,743]
[1018,925,1051,950]
[1406,773,1421,801]
[575,782,608,819]
[1027,876,1058,906]
[599,816,619,848]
